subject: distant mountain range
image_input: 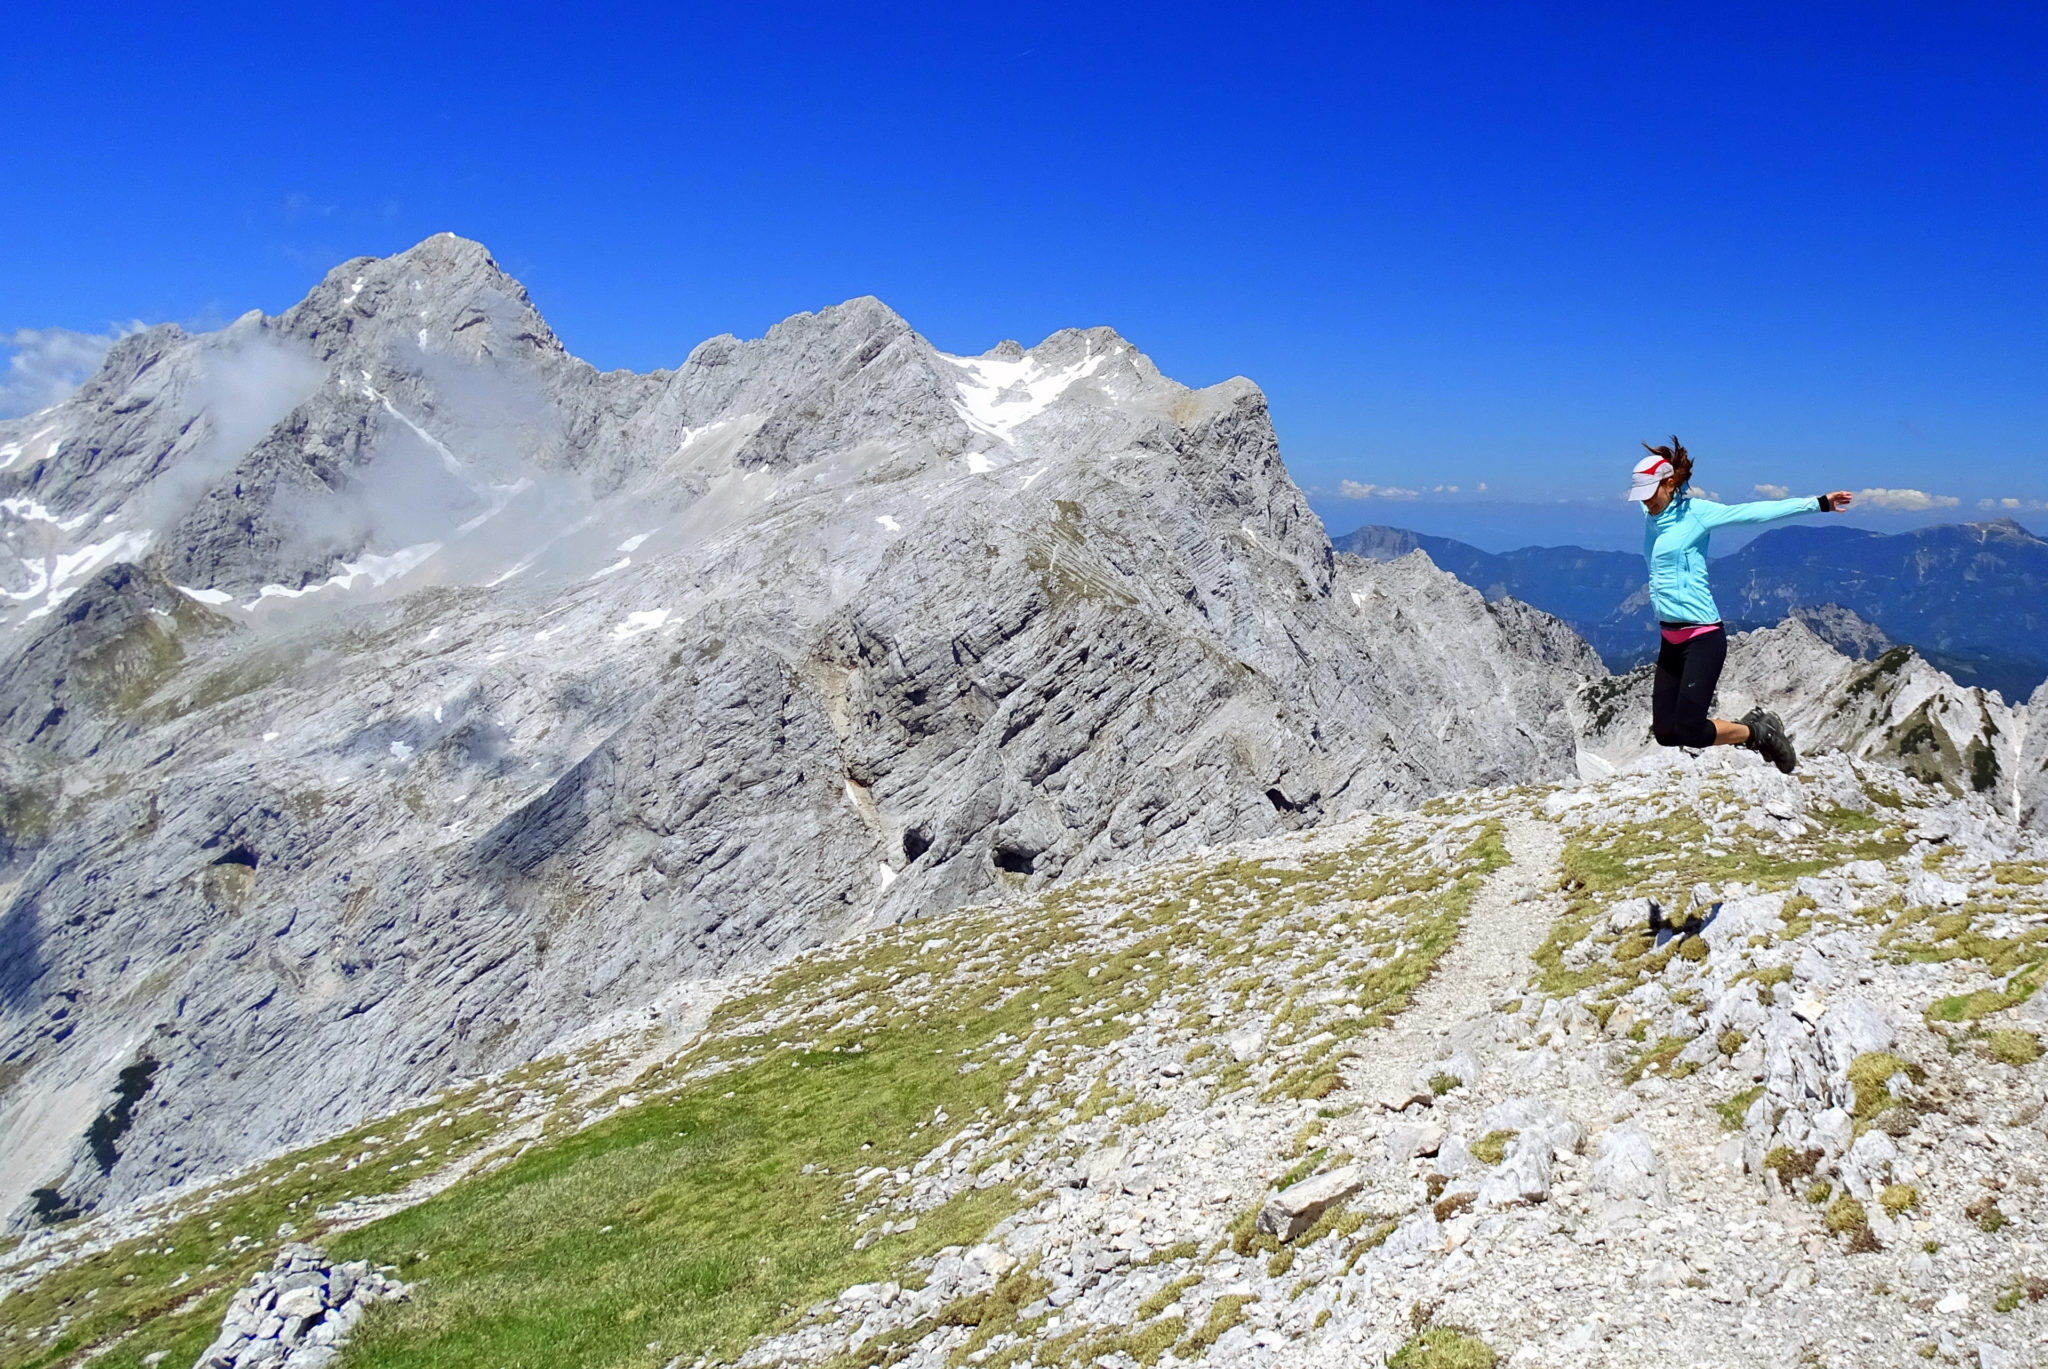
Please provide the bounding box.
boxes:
[1337,516,2048,701]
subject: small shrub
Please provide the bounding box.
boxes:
[1763,1146,1823,1182]
[1966,1195,2008,1233]
[1136,1272,1202,1319]
[1982,1029,2043,1066]
[1432,1191,1475,1224]
[1389,1327,1498,1369]
[1823,1196,1867,1235]
[1880,1184,1919,1218]
[1469,1130,1517,1166]
[1175,1294,1256,1358]
[1678,936,1709,963]
[1717,1029,1747,1057]
[1134,1241,1199,1268]
[1846,1052,1923,1125]
[1717,1086,1765,1132]
[1804,1181,1833,1205]
[1428,1073,1462,1096]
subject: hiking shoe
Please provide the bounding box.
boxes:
[1740,708,1797,774]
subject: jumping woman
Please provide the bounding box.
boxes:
[1630,437,1854,773]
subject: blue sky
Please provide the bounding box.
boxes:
[4,2,2043,551]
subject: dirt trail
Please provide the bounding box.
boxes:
[1342,811,1563,1104]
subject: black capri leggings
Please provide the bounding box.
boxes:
[1652,626,1726,749]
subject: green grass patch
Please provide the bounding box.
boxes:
[1469,1131,1516,1166]
[1390,1327,1498,1368]
[1717,1086,1765,1132]
[1982,1029,2043,1066]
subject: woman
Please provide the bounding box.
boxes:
[1629,437,1853,773]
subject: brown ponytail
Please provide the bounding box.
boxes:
[1642,435,1692,484]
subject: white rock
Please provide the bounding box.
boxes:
[1808,1106,1853,1157]
[1912,873,1969,906]
[1386,1122,1446,1163]
[1589,1124,1663,1202]
[1606,897,1652,935]
[1081,1146,1129,1190]
[966,1244,1017,1279]
[1225,1028,1265,1062]
[1475,1147,1551,1208]
[1375,1079,1434,1112]
[1257,1166,1364,1240]
[1936,1291,1969,1315]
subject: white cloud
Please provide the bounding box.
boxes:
[1476,482,1487,493]
[1858,487,1961,511]
[1980,496,2047,512]
[1338,480,1419,500]
[1753,483,1789,498]
[0,323,146,418]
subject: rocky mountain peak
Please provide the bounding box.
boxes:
[0,243,1600,1225]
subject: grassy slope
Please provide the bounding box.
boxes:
[1,808,1510,1369]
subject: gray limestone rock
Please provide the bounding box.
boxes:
[0,236,1594,1220]
[193,1245,404,1369]
[1256,1166,1363,1240]
[1589,1124,1663,1202]
[1386,1122,1445,1163]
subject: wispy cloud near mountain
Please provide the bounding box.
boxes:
[1337,479,1418,499]
[0,323,148,418]
[1857,487,1960,511]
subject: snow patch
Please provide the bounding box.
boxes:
[612,609,670,639]
[378,399,465,477]
[617,533,652,552]
[177,585,234,606]
[389,741,414,761]
[965,452,995,474]
[876,515,902,533]
[875,863,898,889]
[1,497,91,531]
[591,558,631,578]
[939,344,1111,442]
[246,542,441,608]
[10,530,156,617]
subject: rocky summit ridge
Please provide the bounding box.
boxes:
[0,235,1588,1226]
[3,745,2046,1369]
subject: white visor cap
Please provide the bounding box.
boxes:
[1627,456,1673,502]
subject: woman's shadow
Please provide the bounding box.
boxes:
[1647,894,1721,947]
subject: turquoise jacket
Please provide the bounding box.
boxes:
[1642,489,1822,624]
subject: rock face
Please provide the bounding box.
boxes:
[0,236,1591,1222]
[194,1243,407,1369]
[2021,677,2048,832]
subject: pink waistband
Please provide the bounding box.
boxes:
[1660,623,1723,645]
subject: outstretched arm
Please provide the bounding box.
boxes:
[1695,490,1853,528]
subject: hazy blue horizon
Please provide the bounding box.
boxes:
[1312,499,2044,558]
